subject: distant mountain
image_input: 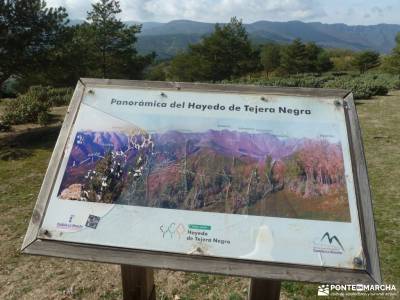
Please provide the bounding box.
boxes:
[67,129,304,168]
[67,19,400,59]
[68,19,84,26]
[136,20,400,59]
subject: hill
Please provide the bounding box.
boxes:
[135,20,400,59]
[68,19,400,59]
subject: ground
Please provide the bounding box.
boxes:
[0,91,399,299]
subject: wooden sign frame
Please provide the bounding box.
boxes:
[21,78,381,285]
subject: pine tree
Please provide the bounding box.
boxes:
[280,39,308,74]
[260,43,281,78]
[382,32,400,74]
[0,0,68,86]
[304,42,332,73]
[352,50,380,74]
[84,0,154,78]
[169,17,259,81]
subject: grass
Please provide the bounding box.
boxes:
[0,91,399,299]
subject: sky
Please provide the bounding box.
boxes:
[46,0,400,25]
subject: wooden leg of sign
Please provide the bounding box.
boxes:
[121,265,155,300]
[248,278,281,300]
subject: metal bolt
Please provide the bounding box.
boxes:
[43,229,51,237]
[353,256,363,267]
[160,92,167,98]
[88,89,95,95]
[196,247,204,254]
[334,100,342,107]
[260,96,268,102]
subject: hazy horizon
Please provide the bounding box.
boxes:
[68,18,400,27]
[47,0,400,26]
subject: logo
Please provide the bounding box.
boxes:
[56,214,83,232]
[318,285,330,296]
[318,284,397,297]
[85,214,100,229]
[313,232,344,255]
[321,232,344,251]
[188,224,211,230]
[160,222,186,239]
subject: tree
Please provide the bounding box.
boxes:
[303,42,332,73]
[169,17,259,82]
[382,32,400,74]
[352,50,380,74]
[304,42,322,72]
[260,43,281,78]
[19,25,93,87]
[83,0,154,79]
[168,53,211,82]
[145,62,168,81]
[0,0,68,87]
[315,52,334,74]
[280,39,308,74]
[327,48,357,72]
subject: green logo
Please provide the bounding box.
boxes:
[189,224,211,230]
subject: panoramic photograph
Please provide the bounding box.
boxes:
[58,121,350,222]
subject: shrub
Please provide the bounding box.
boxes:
[1,91,51,125]
[364,73,400,90]
[37,111,51,125]
[225,72,395,100]
[323,76,389,99]
[0,121,11,132]
[26,85,73,107]
[0,76,21,98]
[1,85,73,125]
[46,87,74,106]
[225,74,334,89]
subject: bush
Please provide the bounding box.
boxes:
[1,91,51,125]
[0,76,21,98]
[225,72,396,99]
[323,76,389,99]
[37,111,51,125]
[0,121,11,132]
[1,85,73,125]
[46,87,74,106]
[365,73,400,90]
[224,74,334,89]
[27,85,73,107]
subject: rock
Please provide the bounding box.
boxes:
[60,184,82,200]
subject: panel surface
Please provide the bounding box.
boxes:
[40,84,362,269]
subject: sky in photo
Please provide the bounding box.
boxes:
[46,0,400,25]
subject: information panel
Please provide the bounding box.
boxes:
[22,80,381,284]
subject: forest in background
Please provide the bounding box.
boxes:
[1,0,400,130]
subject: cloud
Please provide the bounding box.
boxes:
[371,6,384,17]
[46,0,326,23]
[46,0,93,20]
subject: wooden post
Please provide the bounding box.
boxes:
[248,278,281,300]
[121,265,155,300]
